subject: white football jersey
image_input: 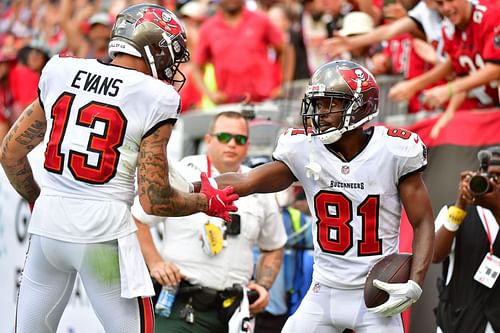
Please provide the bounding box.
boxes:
[273,125,427,289]
[29,55,180,242]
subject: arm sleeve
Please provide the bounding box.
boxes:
[130,196,165,227]
[434,205,449,231]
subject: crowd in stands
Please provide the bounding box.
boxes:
[1,0,498,141]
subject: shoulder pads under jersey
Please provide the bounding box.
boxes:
[383,127,427,161]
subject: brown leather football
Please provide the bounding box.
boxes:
[364,253,413,308]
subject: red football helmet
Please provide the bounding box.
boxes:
[301,60,379,144]
[108,4,190,89]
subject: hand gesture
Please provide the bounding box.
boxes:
[200,172,239,222]
[383,3,408,20]
[430,109,454,139]
[423,84,450,108]
[412,39,439,65]
[207,90,228,105]
[322,36,352,58]
[367,280,422,317]
[389,80,418,102]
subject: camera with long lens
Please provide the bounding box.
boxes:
[469,150,493,196]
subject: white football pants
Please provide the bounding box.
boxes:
[15,234,154,333]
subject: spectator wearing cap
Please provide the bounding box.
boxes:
[333,11,379,71]
[60,0,112,62]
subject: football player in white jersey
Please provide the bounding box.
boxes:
[200,60,435,332]
[0,4,237,333]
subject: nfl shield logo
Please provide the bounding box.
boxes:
[341,165,350,174]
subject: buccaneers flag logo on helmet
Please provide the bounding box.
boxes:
[338,67,377,92]
[136,7,183,37]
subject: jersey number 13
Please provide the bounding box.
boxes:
[44,92,127,184]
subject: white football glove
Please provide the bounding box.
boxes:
[367,279,422,317]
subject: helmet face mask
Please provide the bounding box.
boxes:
[109,4,190,89]
[301,61,379,144]
[302,95,353,134]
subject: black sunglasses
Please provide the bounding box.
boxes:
[212,132,248,145]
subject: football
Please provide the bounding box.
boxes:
[364,253,413,308]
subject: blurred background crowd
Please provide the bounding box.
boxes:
[2,0,497,144]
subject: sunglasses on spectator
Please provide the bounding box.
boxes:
[212,132,248,145]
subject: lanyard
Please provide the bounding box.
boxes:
[480,207,494,254]
[206,155,212,178]
[205,155,241,178]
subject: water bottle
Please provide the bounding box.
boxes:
[155,284,179,317]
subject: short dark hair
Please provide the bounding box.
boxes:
[208,111,248,134]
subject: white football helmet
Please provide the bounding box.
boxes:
[301,60,379,144]
[109,4,190,89]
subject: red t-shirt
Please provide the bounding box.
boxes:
[179,72,202,112]
[441,1,500,108]
[194,8,283,103]
[9,64,40,110]
[383,34,433,113]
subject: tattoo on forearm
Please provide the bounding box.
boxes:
[256,249,283,290]
[2,152,40,203]
[138,131,207,217]
[0,105,44,202]
[15,120,45,148]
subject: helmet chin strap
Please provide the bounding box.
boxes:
[317,101,354,144]
[305,133,322,181]
[318,128,344,144]
[143,45,158,79]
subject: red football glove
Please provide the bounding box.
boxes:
[200,172,239,222]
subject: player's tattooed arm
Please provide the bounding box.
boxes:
[255,247,284,290]
[137,123,207,217]
[0,100,45,203]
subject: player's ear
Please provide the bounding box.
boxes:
[204,133,212,145]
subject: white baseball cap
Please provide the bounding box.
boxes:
[88,12,113,27]
[338,11,374,37]
[179,1,208,20]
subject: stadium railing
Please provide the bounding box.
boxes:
[175,75,436,158]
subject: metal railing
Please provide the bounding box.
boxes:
[175,75,430,158]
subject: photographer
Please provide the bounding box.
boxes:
[432,147,500,333]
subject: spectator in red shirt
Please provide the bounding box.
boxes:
[9,41,50,121]
[192,0,285,105]
[390,0,500,110]
[0,49,15,141]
